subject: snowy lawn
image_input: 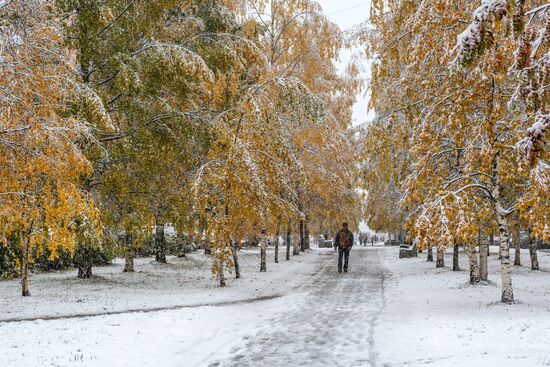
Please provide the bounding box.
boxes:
[0,248,325,321]
[376,246,550,366]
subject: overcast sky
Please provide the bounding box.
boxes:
[317,0,370,31]
[316,0,374,127]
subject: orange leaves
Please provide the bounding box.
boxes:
[193,1,362,280]
[517,161,550,241]
[242,20,259,40]
[363,0,550,253]
[0,1,96,260]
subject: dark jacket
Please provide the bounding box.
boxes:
[334,229,354,250]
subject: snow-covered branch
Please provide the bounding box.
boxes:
[453,0,508,65]
[520,113,550,163]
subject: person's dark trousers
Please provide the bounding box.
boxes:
[338,248,350,272]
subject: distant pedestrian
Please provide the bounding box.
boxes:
[334,223,354,273]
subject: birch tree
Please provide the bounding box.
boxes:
[364,0,549,303]
[0,0,98,295]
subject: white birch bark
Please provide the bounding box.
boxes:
[495,199,514,303]
[492,154,514,303]
[123,234,134,273]
[479,241,488,281]
[528,228,539,271]
[466,243,480,284]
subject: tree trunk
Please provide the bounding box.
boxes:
[489,233,493,256]
[466,244,480,284]
[232,244,240,279]
[155,224,166,263]
[299,219,305,252]
[492,153,514,303]
[0,244,6,278]
[479,236,488,282]
[76,245,93,279]
[452,243,460,271]
[260,246,266,272]
[292,231,300,256]
[304,216,310,249]
[528,228,539,271]
[285,223,291,261]
[427,246,433,261]
[274,219,280,263]
[496,203,514,303]
[436,246,444,268]
[177,232,186,258]
[274,235,279,264]
[204,239,211,255]
[512,219,521,266]
[219,259,226,287]
[124,234,135,273]
[260,236,267,272]
[21,236,30,297]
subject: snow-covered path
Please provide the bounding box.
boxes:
[212,247,385,367]
[0,247,390,367]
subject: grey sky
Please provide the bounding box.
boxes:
[316,0,374,127]
[318,1,370,31]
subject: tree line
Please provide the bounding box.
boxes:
[0,0,362,295]
[362,0,549,304]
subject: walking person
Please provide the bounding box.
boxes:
[334,222,354,273]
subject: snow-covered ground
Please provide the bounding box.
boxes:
[1,246,550,366]
[376,246,550,367]
[0,248,323,321]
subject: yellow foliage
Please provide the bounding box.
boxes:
[0,2,97,261]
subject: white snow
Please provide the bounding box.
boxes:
[0,248,322,321]
[2,246,550,366]
[527,113,550,136]
[376,247,550,366]
[522,113,550,160]
[473,0,507,22]
[453,0,508,65]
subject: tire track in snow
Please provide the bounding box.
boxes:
[366,249,389,367]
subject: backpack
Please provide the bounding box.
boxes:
[339,230,352,250]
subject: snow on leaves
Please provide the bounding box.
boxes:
[1,1,98,290]
[454,0,509,65]
[139,42,215,98]
[1,0,361,294]
[365,0,550,304]
[521,112,550,164]
[74,85,113,131]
